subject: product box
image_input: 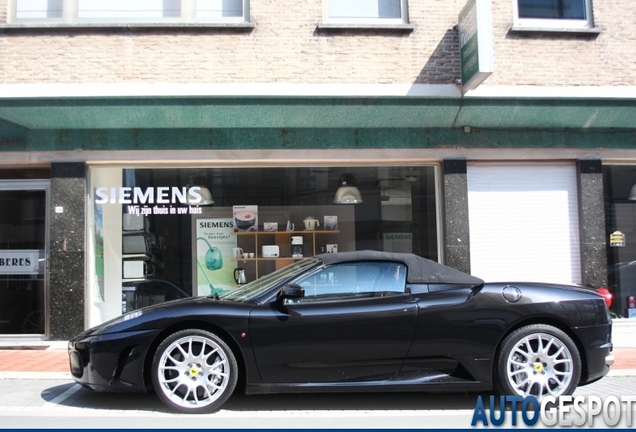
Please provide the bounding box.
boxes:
[324,216,338,231]
[233,205,258,232]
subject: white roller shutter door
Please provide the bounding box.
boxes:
[467,163,581,284]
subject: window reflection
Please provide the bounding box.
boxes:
[89,165,438,323]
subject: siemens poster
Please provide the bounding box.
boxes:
[195,218,237,296]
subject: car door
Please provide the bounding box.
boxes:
[249,261,418,383]
[403,284,498,385]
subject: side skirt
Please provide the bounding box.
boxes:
[245,381,491,395]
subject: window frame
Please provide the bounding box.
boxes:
[322,0,409,26]
[10,0,251,25]
[512,0,593,30]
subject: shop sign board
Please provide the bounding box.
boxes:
[0,250,41,275]
[458,0,493,92]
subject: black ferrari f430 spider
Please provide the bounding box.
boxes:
[68,251,613,413]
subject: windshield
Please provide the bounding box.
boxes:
[219,257,322,302]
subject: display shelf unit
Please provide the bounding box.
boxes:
[231,230,339,278]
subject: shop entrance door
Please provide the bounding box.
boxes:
[0,181,49,335]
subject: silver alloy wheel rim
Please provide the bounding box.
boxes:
[157,335,230,409]
[505,332,574,399]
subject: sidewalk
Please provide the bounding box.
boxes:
[0,342,71,379]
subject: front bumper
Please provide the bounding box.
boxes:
[68,329,159,392]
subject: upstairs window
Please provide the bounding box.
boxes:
[514,0,593,29]
[12,0,249,24]
[324,0,408,25]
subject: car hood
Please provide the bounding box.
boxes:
[73,296,242,338]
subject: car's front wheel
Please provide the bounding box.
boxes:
[495,324,581,400]
[151,329,238,413]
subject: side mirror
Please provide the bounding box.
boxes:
[277,283,305,301]
[275,284,305,314]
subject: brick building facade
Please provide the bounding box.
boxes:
[1,0,635,86]
[0,0,635,339]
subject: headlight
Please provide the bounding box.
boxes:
[92,309,144,335]
[122,310,143,321]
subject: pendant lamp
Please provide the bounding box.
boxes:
[333,172,363,204]
[188,174,214,205]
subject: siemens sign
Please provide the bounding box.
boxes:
[458,0,493,92]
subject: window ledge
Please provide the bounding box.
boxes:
[510,26,601,34]
[0,22,255,30]
[316,23,415,31]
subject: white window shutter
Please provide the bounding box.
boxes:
[467,163,581,285]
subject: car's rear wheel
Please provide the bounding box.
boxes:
[151,329,238,413]
[495,324,581,400]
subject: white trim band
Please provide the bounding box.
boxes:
[0,83,462,99]
[1,83,636,100]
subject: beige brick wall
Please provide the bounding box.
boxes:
[490,0,636,86]
[0,0,634,86]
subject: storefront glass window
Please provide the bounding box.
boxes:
[603,165,636,318]
[0,185,48,334]
[87,166,439,326]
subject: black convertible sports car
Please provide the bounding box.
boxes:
[68,251,614,414]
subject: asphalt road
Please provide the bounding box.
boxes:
[0,375,635,429]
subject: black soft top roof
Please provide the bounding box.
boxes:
[316,250,483,286]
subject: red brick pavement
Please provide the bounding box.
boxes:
[612,348,636,369]
[0,348,69,372]
[0,347,634,373]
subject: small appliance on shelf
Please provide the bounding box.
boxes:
[262,245,279,258]
[291,236,303,258]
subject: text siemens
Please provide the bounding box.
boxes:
[199,222,234,228]
[95,187,203,205]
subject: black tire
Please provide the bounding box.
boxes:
[495,324,581,399]
[151,329,238,413]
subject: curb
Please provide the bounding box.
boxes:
[608,368,636,377]
[0,371,72,380]
[612,319,636,327]
[0,341,68,350]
